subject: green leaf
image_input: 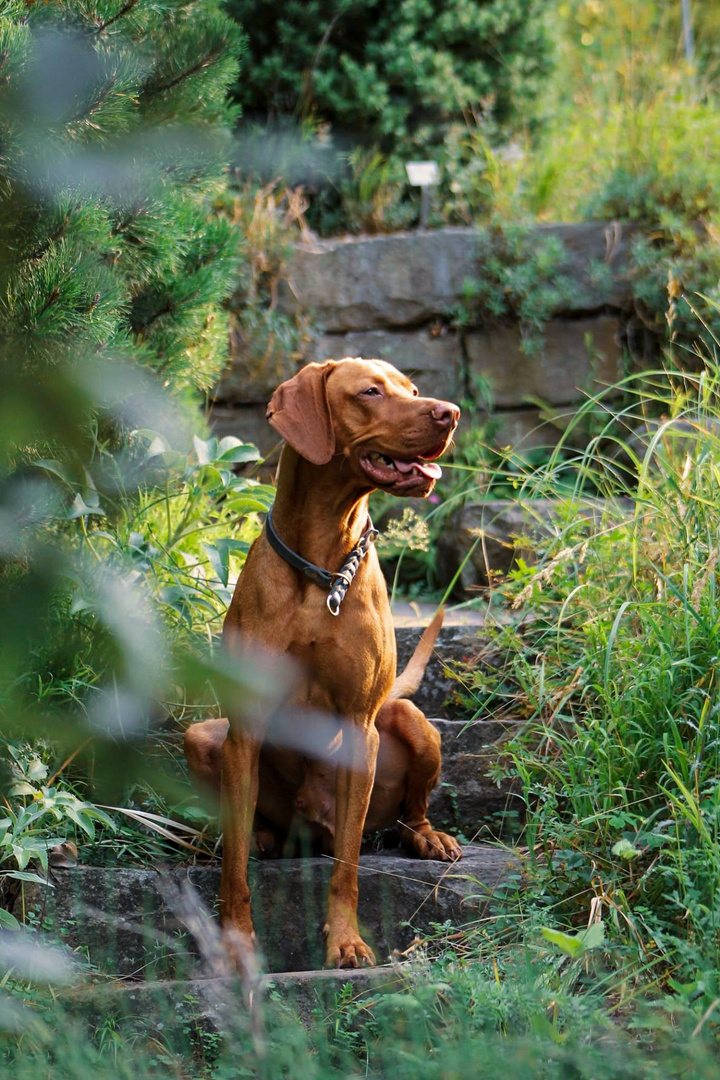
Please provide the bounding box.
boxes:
[26,759,48,783]
[612,838,642,861]
[140,433,170,456]
[64,805,95,839]
[146,450,187,471]
[541,922,605,958]
[68,492,105,520]
[215,442,260,464]
[69,594,92,615]
[0,871,53,887]
[8,782,36,797]
[540,926,586,958]
[577,922,605,950]
[32,459,76,488]
[529,1012,565,1043]
[80,482,101,509]
[0,909,20,930]
[193,435,217,465]
[11,845,30,871]
[196,465,225,491]
[180,805,212,822]
[203,538,250,586]
[223,495,274,517]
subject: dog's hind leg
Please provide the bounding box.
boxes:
[380,700,463,862]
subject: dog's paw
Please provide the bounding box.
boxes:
[221,925,260,978]
[252,826,282,859]
[411,827,463,862]
[323,923,376,969]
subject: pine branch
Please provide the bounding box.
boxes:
[27,217,70,262]
[38,286,61,319]
[111,209,143,236]
[94,0,141,35]
[145,48,222,98]
[134,299,175,334]
[69,78,116,127]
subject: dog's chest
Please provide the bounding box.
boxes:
[276,583,395,713]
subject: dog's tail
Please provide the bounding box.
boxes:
[389,606,444,700]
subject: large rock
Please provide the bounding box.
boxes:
[466,316,621,408]
[535,221,637,310]
[430,749,521,838]
[278,229,477,332]
[22,847,515,978]
[441,497,634,590]
[307,327,462,402]
[395,630,523,835]
[395,625,486,715]
[277,224,636,333]
[428,720,521,838]
[489,408,564,451]
[212,323,300,404]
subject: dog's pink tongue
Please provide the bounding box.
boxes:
[394,458,442,479]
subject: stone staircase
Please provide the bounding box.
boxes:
[22,615,523,1029]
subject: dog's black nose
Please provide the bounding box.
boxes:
[431,402,460,428]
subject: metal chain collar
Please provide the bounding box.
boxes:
[264,506,379,617]
[326,525,379,616]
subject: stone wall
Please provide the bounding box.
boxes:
[210,223,637,456]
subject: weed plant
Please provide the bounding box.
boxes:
[450,319,720,1019]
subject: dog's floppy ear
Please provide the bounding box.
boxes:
[266,362,336,465]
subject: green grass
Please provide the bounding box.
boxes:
[449,333,720,1003]
[3,931,720,1078]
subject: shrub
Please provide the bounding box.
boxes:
[226,0,553,157]
[0,1,274,795]
[453,220,577,356]
[217,180,312,383]
[0,0,245,394]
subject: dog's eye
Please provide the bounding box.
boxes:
[361,387,381,397]
[411,385,419,397]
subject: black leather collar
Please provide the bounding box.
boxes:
[264,505,378,614]
[265,506,334,589]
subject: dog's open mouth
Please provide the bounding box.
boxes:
[359,450,444,490]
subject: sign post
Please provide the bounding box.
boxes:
[405,161,440,230]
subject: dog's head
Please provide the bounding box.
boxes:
[266,358,460,497]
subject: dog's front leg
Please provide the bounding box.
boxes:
[324,720,379,968]
[219,723,263,967]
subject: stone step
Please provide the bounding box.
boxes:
[21,846,516,979]
[394,624,523,832]
[394,623,489,716]
[69,965,403,1032]
[428,718,520,837]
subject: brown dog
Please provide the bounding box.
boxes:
[209,358,459,968]
[185,609,462,862]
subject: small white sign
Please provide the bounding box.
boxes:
[405,161,440,187]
